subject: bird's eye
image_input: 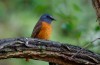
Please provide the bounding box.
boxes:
[46,15,54,20]
[46,15,50,18]
[47,15,53,19]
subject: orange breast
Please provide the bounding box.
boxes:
[37,22,52,40]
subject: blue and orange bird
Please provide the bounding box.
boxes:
[31,14,54,39]
[31,14,56,65]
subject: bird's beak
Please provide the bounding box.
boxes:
[49,15,56,21]
[51,17,56,21]
[53,18,56,21]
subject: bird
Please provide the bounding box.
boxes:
[31,14,55,40]
[26,14,56,65]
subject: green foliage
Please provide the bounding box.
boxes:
[0,0,99,65]
[95,26,100,31]
[73,4,81,12]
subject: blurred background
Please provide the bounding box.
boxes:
[0,0,100,65]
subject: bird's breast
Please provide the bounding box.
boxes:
[37,22,52,40]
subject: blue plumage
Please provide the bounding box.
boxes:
[39,14,55,24]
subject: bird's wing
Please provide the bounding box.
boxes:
[31,21,42,38]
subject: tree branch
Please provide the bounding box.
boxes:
[0,38,99,65]
[92,0,100,17]
[92,0,100,24]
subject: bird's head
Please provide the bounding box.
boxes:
[39,14,55,24]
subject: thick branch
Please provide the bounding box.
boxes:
[0,38,99,65]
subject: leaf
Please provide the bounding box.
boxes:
[73,4,81,12]
[95,26,100,31]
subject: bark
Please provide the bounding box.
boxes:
[92,0,100,25]
[0,37,99,65]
